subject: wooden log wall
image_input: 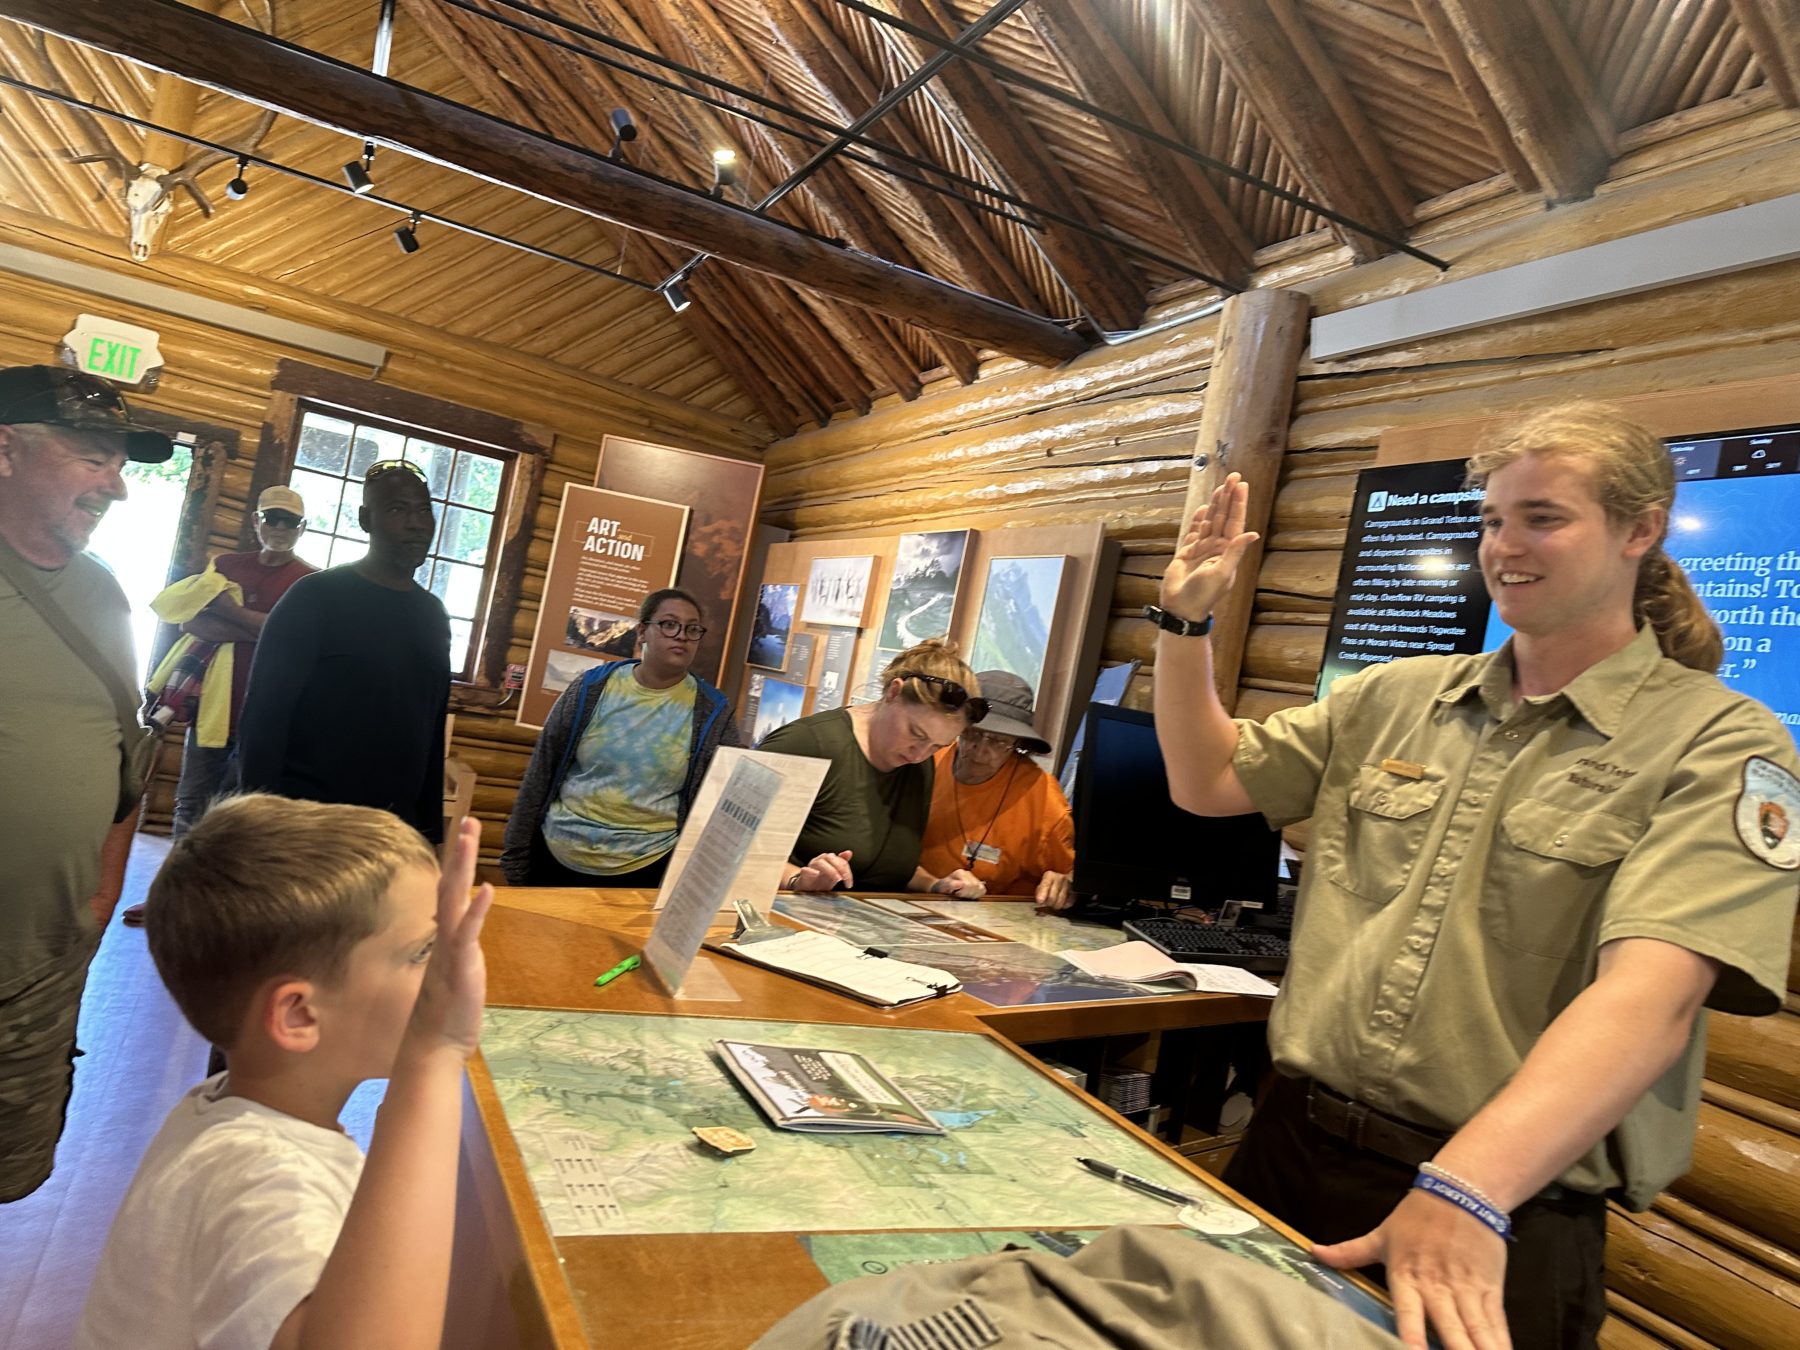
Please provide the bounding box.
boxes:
[0,212,769,868]
[764,137,1800,1348]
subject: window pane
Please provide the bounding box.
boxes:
[449,618,474,671]
[294,530,332,569]
[350,424,406,479]
[437,505,493,565]
[405,438,455,497]
[449,452,503,511]
[429,559,486,618]
[335,481,368,542]
[288,470,344,534]
[295,414,353,474]
[327,535,363,567]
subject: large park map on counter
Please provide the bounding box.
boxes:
[481,1009,1239,1238]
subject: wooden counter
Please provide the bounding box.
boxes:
[448,888,1288,1349]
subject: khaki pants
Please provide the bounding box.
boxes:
[0,935,101,1202]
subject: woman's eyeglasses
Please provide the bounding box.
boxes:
[651,618,707,640]
[364,458,428,484]
[895,670,988,723]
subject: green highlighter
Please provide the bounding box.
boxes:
[593,954,641,988]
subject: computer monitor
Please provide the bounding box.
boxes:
[1070,702,1280,911]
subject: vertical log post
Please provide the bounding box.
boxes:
[1179,288,1310,712]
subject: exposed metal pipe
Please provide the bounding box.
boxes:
[661,0,1034,294]
[830,0,1451,271]
[439,0,1234,288]
[0,72,656,291]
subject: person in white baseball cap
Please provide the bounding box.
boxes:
[133,483,318,913]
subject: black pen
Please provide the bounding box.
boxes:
[1075,1156,1199,1207]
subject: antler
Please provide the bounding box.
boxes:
[28,30,132,198]
[164,0,282,217]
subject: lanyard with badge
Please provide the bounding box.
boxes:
[955,756,1021,871]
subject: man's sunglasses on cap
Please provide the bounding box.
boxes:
[364,458,429,484]
[895,670,988,723]
[0,365,174,463]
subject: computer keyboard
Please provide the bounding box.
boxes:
[1122,917,1291,973]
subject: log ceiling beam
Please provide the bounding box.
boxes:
[755,0,1042,314]
[1178,0,1413,263]
[400,0,802,431]
[1408,0,1541,191]
[11,0,1085,367]
[886,0,1146,333]
[645,0,929,400]
[1424,0,1615,202]
[1026,0,1254,286]
[1725,0,1800,105]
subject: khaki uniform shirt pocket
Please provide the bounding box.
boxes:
[1327,764,1444,904]
[1489,799,1646,960]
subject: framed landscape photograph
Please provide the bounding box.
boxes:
[968,555,1068,694]
[876,530,971,650]
[748,582,799,669]
[751,677,808,743]
[802,555,876,628]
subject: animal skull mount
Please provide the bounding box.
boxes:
[125,167,176,262]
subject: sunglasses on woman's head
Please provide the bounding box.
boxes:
[894,670,988,723]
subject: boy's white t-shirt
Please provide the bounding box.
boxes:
[75,1073,365,1350]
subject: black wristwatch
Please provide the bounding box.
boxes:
[1143,604,1214,637]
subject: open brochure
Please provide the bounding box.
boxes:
[715,1039,946,1134]
[1059,941,1280,997]
[712,928,962,1008]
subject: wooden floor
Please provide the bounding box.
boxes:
[0,834,383,1348]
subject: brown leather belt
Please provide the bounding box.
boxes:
[1304,1080,1446,1168]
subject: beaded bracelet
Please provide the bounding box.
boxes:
[1411,1171,1513,1242]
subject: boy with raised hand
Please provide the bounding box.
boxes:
[76,799,494,1350]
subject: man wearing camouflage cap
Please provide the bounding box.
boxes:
[0,363,171,1201]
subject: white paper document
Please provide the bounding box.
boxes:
[715,929,962,1008]
[653,748,830,912]
[644,756,784,992]
[1059,941,1280,998]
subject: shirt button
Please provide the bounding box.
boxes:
[1504,730,1520,741]
[1553,834,1567,848]
[1409,936,1427,951]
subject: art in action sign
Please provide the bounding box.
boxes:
[518,484,691,727]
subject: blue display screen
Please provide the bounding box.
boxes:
[1324,424,1800,745]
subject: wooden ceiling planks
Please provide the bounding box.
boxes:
[1,0,1794,435]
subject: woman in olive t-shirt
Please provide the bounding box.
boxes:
[758,639,988,895]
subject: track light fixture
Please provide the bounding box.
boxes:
[342,141,375,194]
[225,155,250,201]
[394,210,421,255]
[608,107,638,161]
[663,281,690,314]
[710,148,737,197]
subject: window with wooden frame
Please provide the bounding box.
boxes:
[285,403,509,679]
[251,365,550,695]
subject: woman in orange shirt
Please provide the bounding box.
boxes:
[918,671,1077,911]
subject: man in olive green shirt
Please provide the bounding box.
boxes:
[1152,408,1799,1350]
[0,364,172,1201]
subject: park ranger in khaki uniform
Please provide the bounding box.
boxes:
[1150,403,1800,1350]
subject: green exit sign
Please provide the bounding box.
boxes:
[60,314,165,390]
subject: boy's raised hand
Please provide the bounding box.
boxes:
[1160,472,1259,622]
[407,816,493,1060]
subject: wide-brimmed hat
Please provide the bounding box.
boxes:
[0,364,173,463]
[971,670,1050,754]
